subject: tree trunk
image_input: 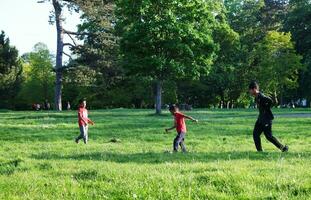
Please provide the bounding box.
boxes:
[53,0,64,111]
[155,80,162,114]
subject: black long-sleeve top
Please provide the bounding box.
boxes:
[255,92,274,124]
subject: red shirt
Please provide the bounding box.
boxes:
[78,107,89,126]
[174,112,187,133]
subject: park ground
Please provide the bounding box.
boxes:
[0,109,310,199]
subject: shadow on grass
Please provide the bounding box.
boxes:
[31,151,311,164]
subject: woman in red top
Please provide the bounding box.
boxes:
[165,104,198,152]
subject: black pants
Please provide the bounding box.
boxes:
[173,132,186,152]
[253,121,283,151]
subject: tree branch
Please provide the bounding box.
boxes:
[63,52,72,60]
[65,32,78,46]
[63,43,76,48]
[64,29,90,36]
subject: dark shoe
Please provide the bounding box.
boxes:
[281,145,289,152]
[75,138,79,144]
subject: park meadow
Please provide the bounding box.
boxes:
[0,108,310,199]
[1,0,311,199]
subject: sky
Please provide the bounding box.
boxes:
[0,0,81,56]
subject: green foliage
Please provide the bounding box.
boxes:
[62,65,99,108]
[116,0,221,81]
[252,31,303,96]
[16,43,54,108]
[3,0,311,109]
[284,0,311,101]
[205,13,242,105]
[0,31,23,109]
[0,109,310,198]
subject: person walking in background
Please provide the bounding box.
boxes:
[75,98,94,144]
[249,81,288,152]
[67,101,71,110]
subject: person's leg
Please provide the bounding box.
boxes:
[263,123,284,150]
[83,125,88,144]
[173,134,179,152]
[75,126,84,143]
[173,133,183,152]
[253,121,263,151]
[179,133,187,152]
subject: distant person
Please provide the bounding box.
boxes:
[75,98,94,144]
[67,101,71,110]
[165,104,198,153]
[249,81,288,152]
[44,99,51,110]
[36,103,41,111]
[46,102,51,110]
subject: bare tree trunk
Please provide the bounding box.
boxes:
[53,0,64,111]
[155,80,162,114]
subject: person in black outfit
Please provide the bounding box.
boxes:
[249,81,289,152]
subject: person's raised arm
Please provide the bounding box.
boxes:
[184,115,198,122]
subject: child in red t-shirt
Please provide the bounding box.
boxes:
[165,104,198,152]
[75,98,94,144]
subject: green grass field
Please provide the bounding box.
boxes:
[0,109,310,199]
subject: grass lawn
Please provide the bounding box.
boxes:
[0,108,310,199]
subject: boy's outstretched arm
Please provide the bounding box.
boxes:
[184,115,198,122]
[165,125,176,133]
[88,118,95,125]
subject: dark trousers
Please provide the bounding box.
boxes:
[253,121,283,151]
[173,132,186,152]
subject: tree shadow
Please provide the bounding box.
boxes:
[31,151,311,164]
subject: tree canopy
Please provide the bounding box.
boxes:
[1,0,310,110]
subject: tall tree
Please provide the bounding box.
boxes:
[0,31,23,109]
[206,8,241,107]
[225,0,266,95]
[284,0,311,101]
[73,0,121,98]
[116,0,227,114]
[225,0,290,101]
[38,0,80,111]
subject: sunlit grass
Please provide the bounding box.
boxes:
[0,109,310,199]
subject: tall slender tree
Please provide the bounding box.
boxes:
[38,0,80,111]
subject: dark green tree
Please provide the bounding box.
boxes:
[73,0,121,99]
[284,0,311,101]
[0,31,23,109]
[115,0,230,114]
